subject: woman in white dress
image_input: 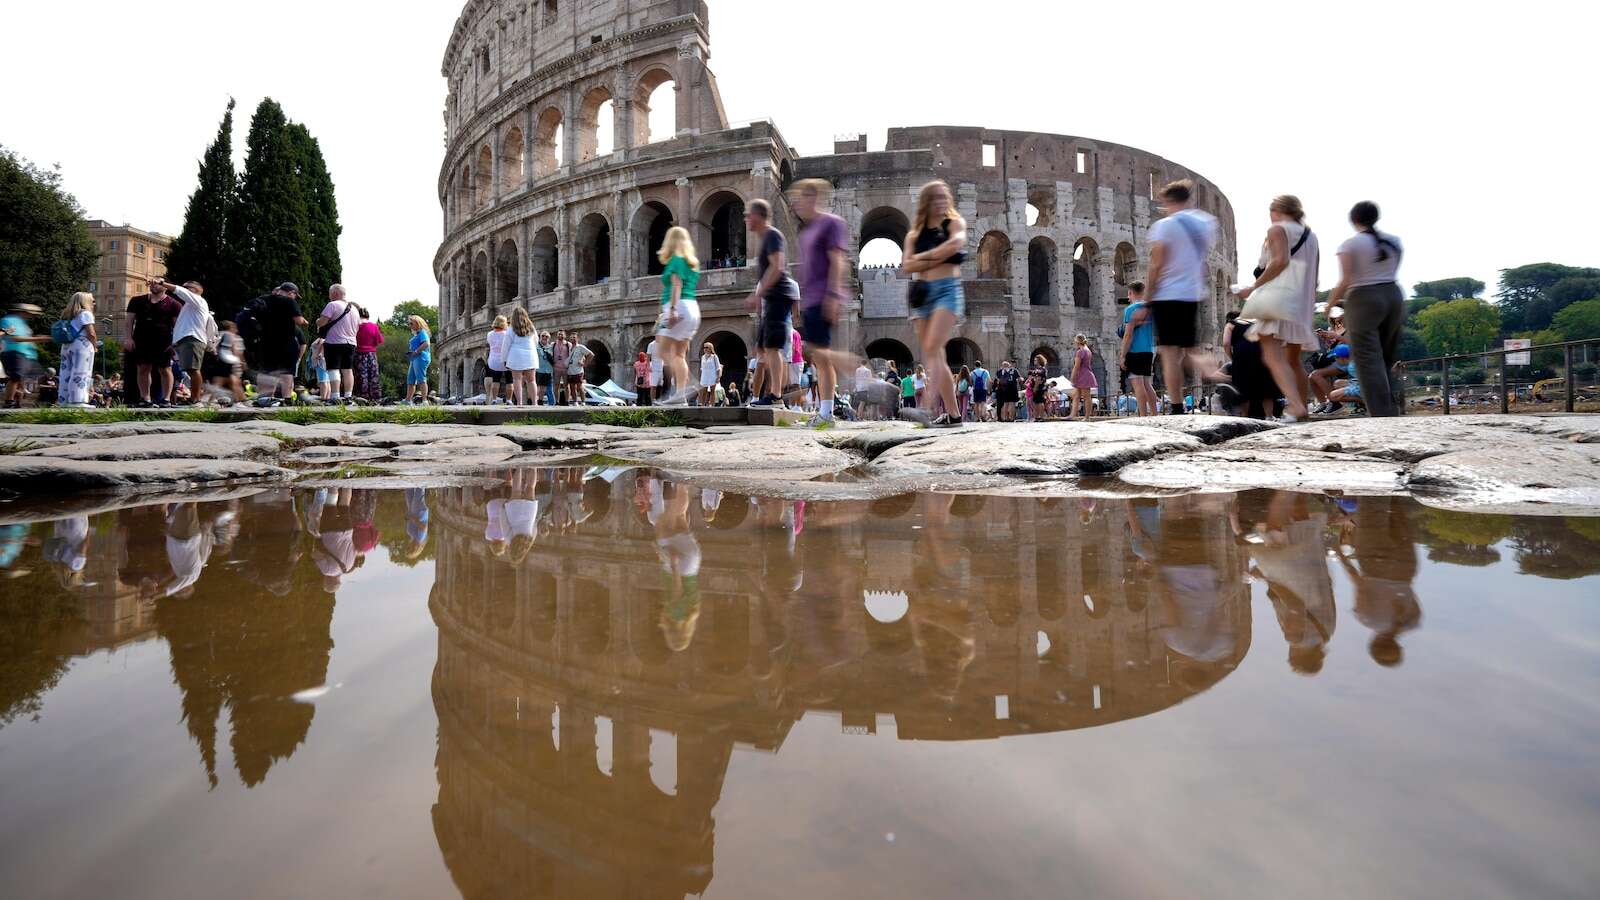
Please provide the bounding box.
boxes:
[1234,196,1319,421]
[56,292,98,407]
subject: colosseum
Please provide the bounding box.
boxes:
[434,0,1238,399]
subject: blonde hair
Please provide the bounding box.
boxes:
[492,315,509,330]
[1270,194,1306,222]
[912,180,964,233]
[1075,333,1089,346]
[657,225,700,270]
[62,292,95,320]
[407,315,427,333]
[511,307,534,337]
[791,178,833,207]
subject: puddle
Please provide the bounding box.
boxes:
[0,469,1597,898]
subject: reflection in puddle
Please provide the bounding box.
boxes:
[1,470,1598,898]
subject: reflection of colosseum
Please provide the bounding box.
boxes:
[427,474,1250,897]
[433,0,1238,396]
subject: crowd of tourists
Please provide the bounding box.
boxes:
[1,279,437,409]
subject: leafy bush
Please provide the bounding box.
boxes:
[1574,362,1599,381]
[1453,366,1488,385]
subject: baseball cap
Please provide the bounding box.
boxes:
[277,282,301,294]
[1334,345,1351,359]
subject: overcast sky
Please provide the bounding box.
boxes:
[3,0,1590,319]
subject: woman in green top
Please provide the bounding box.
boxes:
[655,226,702,405]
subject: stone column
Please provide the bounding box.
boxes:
[676,177,695,255]
[491,135,502,206]
[557,203,575,307]
[523,106,536,191]
[562,86,579,172]
[615,95,635,155]
[519,219,531,301]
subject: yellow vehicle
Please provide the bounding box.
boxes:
[1532,378,1565,402]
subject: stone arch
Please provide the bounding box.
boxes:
[977,231,1011,280]
[575,212,611,285]
[501,126,525,195]
[583,338,611,386]
[702,331,747,388]
[1028,237,1057,306]
[1114,242,1139,295]
[865,338,914,374]
[474,145,493,209]
[496,238,519,304]
[1030,345,1061,369]
[530,226,559,295]
[859,206,911,251]
[1027,187,1055,228]
[576,86,614,163]
[631,200,675,277]
[633,66,677,146]
[533,106,564,177]
[472,250,491,314]
[697,191,747,267]
[945,338,982,370]
[1073,237,1099,310]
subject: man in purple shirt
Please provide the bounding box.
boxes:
[791,179,851,425]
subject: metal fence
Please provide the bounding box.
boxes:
[1396,337,1600,415]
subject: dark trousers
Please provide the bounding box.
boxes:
[1344,282,1407,417]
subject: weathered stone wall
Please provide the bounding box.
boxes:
[433,1,1237,396]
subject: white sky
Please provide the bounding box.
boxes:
[3,0,1591,319]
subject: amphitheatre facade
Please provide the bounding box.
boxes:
[434,0,1238,396]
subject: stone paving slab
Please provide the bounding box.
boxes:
[0,457,293,495]
[19,431,282,462]
[868,422,1204,477]
[1117,448,1410,495]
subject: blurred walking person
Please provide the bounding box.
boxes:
[901,180,967,427]
[1234,195,1319,421]
[1144,180,1219,414]
[655,225,703,405]
[1120,281,1159,416]
[2,302,48,408]
[792,178,853,426]
[1327,202,1406,417]
[744,198,799,407]
[55,293,98,408]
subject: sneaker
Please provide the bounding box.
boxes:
[805,415,835,429]
[750,395,777,408]
[929,414,963,429]
[1325,401,1344,415]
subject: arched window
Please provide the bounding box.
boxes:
[577,87,614,163]
[575,213,611,285]
[1027,188,1055,228]
[1028,237,1057,306]
[457,163,472,215]
[533,106,564,177]
[1114,242,1139,296]
[634,68,677,145]
[496,239,519,304]
[474,145,492,209]
[698,192,746,267]
[530,227,559,295]
[1073,238,1099,309]
[583,339,612,385]
[977,232,1011,279]
[631,201,674,277]
[501,127,525,195]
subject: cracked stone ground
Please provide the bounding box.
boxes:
[1,415,1597,517]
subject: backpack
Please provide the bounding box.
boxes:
[50,319,83,345]
[973,369,988,391]
[236,296,267,354]
[202,311,221,354]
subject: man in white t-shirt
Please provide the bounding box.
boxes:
[315,284,359,402]
[1143,180,1218,414]
[165,280,213,406]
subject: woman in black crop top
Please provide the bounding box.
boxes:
[901,180,968,428]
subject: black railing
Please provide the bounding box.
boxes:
[1397,337,1600,415]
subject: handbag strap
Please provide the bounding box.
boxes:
[1289,226,1311,257]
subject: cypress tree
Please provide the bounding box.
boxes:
[230,98,310,309]
[287,123,343,300]
[165,99,238,313]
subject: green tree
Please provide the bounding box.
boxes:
[230,99,311,312]
[1406,296,1442,322]
[0,145,98,317]
[1497,263,1600,332]
[385,299,438,334]
[1552,299,1600,342]
[1399,328,1428,361]
[376,325,414,398]
[1411,277,1484,303]
[165,99,239,311]
[1416,298,1501,357]
[286,123,342,299]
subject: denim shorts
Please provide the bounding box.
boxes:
[910,277,964,321]
[408,357,430,385]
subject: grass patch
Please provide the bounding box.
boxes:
[0,408,148,425]
[265,406,454,426]
[0,438,43,455]
[507,409,684,429]
[297,463,392,482]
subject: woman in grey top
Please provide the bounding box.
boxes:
[1326,202,1405,417]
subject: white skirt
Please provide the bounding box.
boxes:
[657,299,701,341]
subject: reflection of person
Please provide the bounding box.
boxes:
[164,503,216,598]
[484,498,510,558]
[654,481,702,652]
[1152,496,1240,667]
[1238,492,1337,674]
[1334,497,1422,667]
[309,489,359,594]
[43,515,90,587]
[906,493,976,702]
[505,493,540,565]
[404,488,431,560]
